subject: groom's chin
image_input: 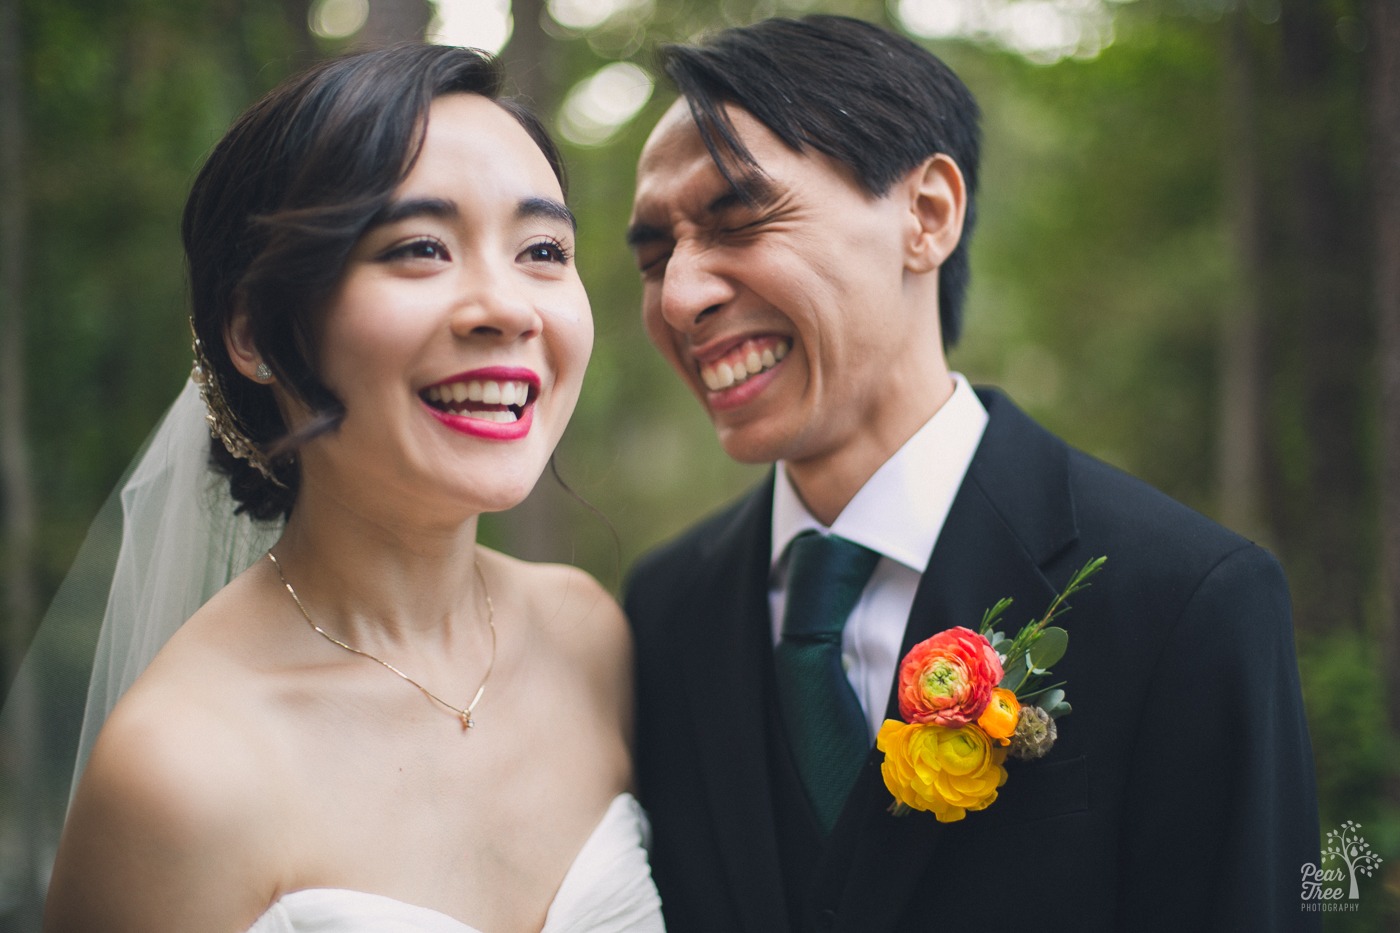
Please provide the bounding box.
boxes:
[711,421,790,467]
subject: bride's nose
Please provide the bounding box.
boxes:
[448,261,543,342]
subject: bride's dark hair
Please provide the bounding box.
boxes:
[183,44,566,520]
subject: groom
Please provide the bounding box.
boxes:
[623,14,1320,933]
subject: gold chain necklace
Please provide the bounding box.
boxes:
[267,550,497,731]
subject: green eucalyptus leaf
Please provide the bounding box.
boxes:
[1027,626,1069,670]
[1000,657,1028,690]
[1048,700,1072,719]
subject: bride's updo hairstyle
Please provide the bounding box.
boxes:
[184,44,565,520]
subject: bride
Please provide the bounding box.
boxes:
[43,43,662,932]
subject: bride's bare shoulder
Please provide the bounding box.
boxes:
[76,668,270,834]
[47,643,284,931]
[45,565,302,930]
[486,550,626,643]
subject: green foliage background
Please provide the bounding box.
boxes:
[3,0,1396,928]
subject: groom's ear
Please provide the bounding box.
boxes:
[900,154,967,275]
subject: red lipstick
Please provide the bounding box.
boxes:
[420,366,540,441]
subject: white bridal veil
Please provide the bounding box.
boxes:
[0,378,280,917]
[73,378,282,778]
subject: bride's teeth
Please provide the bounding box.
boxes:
[468,408,519,423]
[774,342,787,361]
[732,360,748,381]
[716,362,735,388]
[761,348,776,368]
[746,350,762,373]
[426,378,531,414]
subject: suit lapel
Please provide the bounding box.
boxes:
[826,390,1078,929]
[892,389,1077,672]
[674,480,790,933]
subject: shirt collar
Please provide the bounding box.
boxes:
[770,373,988,574]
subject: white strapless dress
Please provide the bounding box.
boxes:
[245,794,664,933]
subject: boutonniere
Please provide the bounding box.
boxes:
[876,557,1106,822]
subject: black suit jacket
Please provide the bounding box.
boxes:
[625,390,1320,932]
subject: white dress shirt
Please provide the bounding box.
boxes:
[769,373,988,740]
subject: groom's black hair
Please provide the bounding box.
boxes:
[657,15,981,347]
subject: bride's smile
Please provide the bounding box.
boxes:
[286,92,593,522]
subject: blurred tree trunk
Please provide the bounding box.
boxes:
[1265,0,1371,633]
[362,0,432,45]
[1372,0,1400,758]
[0,0,44,923]
[1217,10,1267,542]
[501,0,558,108]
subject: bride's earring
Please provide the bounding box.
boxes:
[190,332,285,488]
[255,362,273,382]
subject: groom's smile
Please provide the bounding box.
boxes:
[696,335,790,393]
[629,100,955,508]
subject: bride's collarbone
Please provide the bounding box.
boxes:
[265,666,629,819]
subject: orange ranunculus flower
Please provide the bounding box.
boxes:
[977,688,1021,745]
[896,626,1004,727]
[876,719,1008,822]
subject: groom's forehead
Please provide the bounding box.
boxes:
[634,100,805,199]
[629,103,878,254]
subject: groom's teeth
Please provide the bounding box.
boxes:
[699,339,790,393]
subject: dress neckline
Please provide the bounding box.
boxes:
[249,793,646,933]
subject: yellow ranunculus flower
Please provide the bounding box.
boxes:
[876,719,1008,822]
[976,687,1021,745]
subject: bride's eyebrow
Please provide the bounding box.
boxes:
[518,196,577,233]
[365,196,576,233]
[368,196,457,229]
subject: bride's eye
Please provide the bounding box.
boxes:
[520,238,573,265]
[379,237,451,263]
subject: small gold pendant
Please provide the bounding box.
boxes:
[460,712,475,730]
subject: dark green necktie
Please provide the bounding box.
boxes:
[774,532,881,834]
